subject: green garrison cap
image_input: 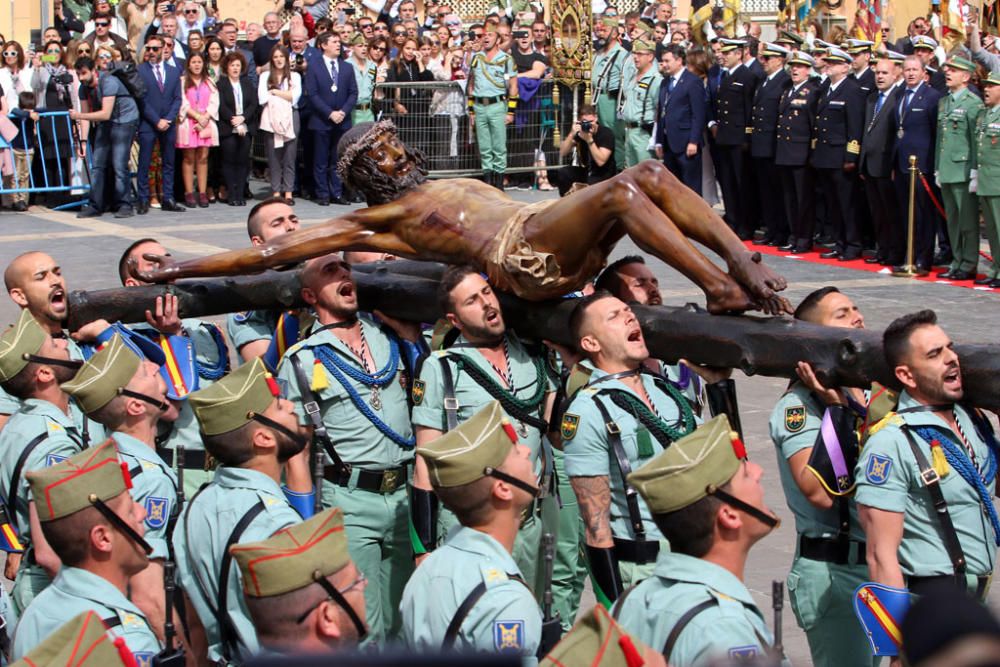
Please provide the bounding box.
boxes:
[600,16,620,28]
[983,71,1000,86]
[417,400,516,488]
[232,507,351,598]
[627,414,742,514]
[27,438,128,522]
[0,309,47,382]
[775,30,805,47]
[630,39,655,53]
[188,358,277,436]
[350,33,366,46]
[541,605,653,667]
[10,611,132,667]
[945,56,976,73]
[61,334,141,414]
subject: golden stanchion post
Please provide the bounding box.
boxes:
[892,155,928,277]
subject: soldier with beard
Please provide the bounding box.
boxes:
[276,253,423,644]
[130,120,792,317]
[560,292,701,606]
[411,266,559,599]
[0,311,91,615]
[857,310,999,605]
[172,359,309,665]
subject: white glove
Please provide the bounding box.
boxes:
[970,169,979,194]
[934,171,941,188]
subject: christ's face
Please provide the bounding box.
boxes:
[366,131,415,179]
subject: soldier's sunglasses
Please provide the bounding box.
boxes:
[295,571,368,640]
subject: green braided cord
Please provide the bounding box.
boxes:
[453,354,548,411]
[606,381,696,445]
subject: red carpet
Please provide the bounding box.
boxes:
[744,241,1000,293]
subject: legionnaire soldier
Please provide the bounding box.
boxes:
[614,415,785,666]
[0,311,90,615]
[619,39,660,168]
[710,39,758,239]
[971,71,1000,288]
[935,56,984,282]
[561,292,700,606]
[846,39,876,95]
[349,34,378,124]
[400,401,544,662]
[173,359,309,664]
[540,605,665,667]
[277,253,423,643]
[232,507,369,655]
[10,611,137,667]
[12,440,162,662]
[857,310,998,603]
[468,23,517,189]
[591,16,628,171]
[411,266,558,592]
[60,333,188,645]
[768,287,890,667]
[811,47,866,262]
[121,239,234,498]
[775,51,821,254]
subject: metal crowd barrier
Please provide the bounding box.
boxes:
[0,111,90,206]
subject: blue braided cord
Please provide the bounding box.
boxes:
[913,426,1000,546]
[314,344,416,449]
[197,323,229,381]
[314,338,399,386]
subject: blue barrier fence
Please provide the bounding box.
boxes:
[0,111,90,206]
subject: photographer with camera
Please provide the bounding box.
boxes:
[554,104,615,195]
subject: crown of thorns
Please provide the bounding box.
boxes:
[336,119,398,182]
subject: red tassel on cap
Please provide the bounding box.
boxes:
[730,433,748,461]
[113,636,139,667]
[501,421,518,444]
[618,635,645,667]
[265,375,280,398]
[120,462,133,490]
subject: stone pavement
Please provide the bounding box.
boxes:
[1,186,998,664]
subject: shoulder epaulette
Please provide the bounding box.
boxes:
[867,411,903,437]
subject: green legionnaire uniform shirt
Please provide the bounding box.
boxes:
[769,383,877,667]
[113,432,179,561]
[226,310,276,358]
[172,467,302,663]
[11,567,162,664]
[400,526,543,664]
[134,318,230,498]
[974,101,1000,280]
[591,43,627,102]
[277,315,414,642]
[470,48,516,175]
[615,552,781,666]
[350,55,378,123]
[854,391,998,581]
[620,54,660,168]
[470,49,515,98]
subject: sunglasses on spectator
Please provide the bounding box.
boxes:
[185,8,199,13]
[78,47,92,53]
[471,32,483,38]
[96,21,110,26]
[393,30,406,36]
[98,53,113,59]
[2,51,18,57]
[147,45,162,51]
[369,45,384,50]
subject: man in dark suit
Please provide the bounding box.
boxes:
[775,51,819,254]
[217,21,258,86]
[811,48,866,261]
[893,55,943,272]
[750,42,791,245]
[846,39,877,95]
[289,25,320,198]
[305,32,358,206]
[710,39,758,239]
[860,55,903,266]
[654,44,706,194]
[136,35,184,214]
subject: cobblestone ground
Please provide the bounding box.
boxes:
[1,186,997,665]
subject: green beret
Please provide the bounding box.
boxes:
[9,611,131,667]
[27,438,128,522]
[61,335,141,415]
[0,310,47,383]
[945,56,976,73]
[541,605,652,667]
[627,415,741,514]
[232,507,351,598]
[188,358,277,436]
[417,400,515,488]
[630,39,655,54]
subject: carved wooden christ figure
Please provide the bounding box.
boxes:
[133,120,791,314]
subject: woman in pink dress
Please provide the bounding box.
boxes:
[176,52,219,208]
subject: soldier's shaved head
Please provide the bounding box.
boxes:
[5,251,69,327]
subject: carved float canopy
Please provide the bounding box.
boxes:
[551,0,592,86]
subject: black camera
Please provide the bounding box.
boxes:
[580,120,592,133]
[53,72,74,85]
[284,0,296,11]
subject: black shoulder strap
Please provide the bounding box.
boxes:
[102,615,122,629]
[900,426,967,575]
[662,598,719,662]
[592,395,646,543]
[7,433,51,527]
[610,582,641,620]
[289,353,348,472]
[442,581,488,650]
[217,500,266,662]
[439,357,459,433]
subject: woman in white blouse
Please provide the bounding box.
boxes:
[258,45,301,204]
[0,42,34,112]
